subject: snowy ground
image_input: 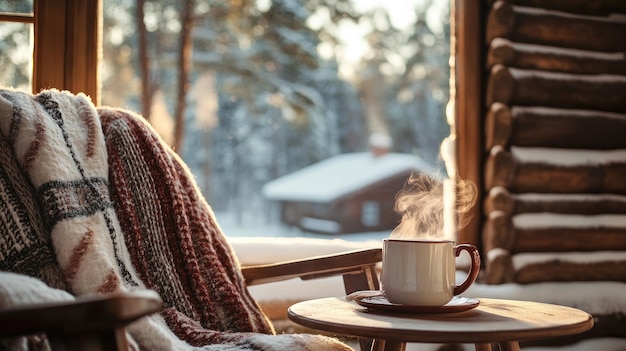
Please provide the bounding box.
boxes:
[217,212,626,351]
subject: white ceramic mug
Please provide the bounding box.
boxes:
[381,239,480,306]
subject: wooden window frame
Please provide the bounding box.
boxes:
[0,12,33,23]
[33,0,102,104]
[452,0,485,248]
[1,0,101,103]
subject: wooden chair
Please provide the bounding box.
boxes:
[0,291,163,351]
[0,88,383,351]
[0,248,381,351]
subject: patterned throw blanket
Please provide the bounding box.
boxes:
[0,88,352,351]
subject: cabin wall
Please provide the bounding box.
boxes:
[482,0,626,285]
[278,172,424,234]
[481,3,626,341]
[333,174,410,233]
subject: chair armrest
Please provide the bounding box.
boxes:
[240,248,382,287]
[0,290,162,338]
[242,248,381,351]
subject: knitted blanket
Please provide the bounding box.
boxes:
[0,88,352,351]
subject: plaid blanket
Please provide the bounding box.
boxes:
[0,88,352,351]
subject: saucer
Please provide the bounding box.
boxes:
[353,292,479,314]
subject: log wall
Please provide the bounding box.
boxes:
[482,0,626,287]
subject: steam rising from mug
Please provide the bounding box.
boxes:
[390,172,477,239]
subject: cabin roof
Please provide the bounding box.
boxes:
[262,152,439,203]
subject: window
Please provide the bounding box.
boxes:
[361,201,380,227]
[4,1,469,245]
[0,1,34,91]
[101,0,452,241]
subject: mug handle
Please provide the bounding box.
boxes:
[453,244,481,296]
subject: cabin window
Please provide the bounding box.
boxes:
[311,203,329,217]
[361,201,380,227]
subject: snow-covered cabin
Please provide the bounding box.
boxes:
[262,151,440,234]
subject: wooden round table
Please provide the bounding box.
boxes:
[288,297,593,351]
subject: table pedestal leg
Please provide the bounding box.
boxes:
[498,341,521,351]
[474,343,492,351]
[370,339,405,351]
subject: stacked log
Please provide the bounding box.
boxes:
[484,187,626,216]
[485,103,626,150]
[482,0,626,287]
[488,0,626,16]
[488,39,626,75]
[485,146,626,194]
[487,64,626,112]
[487,1,626,52]
[515,260,626,284]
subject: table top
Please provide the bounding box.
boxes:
[288,296,594,344]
